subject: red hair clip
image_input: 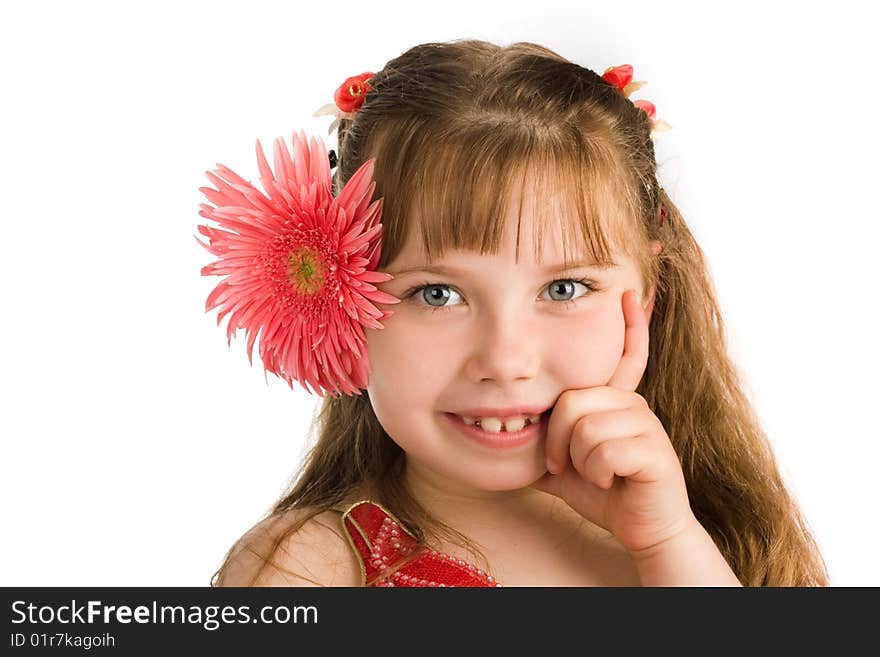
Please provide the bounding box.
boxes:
[601,64,671,138]
[314,71,375,135]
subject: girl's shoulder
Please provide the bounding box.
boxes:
[214,504,363,587]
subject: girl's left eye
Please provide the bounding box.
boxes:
[401,278,600,313]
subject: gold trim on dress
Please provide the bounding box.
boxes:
[339,500,376,587]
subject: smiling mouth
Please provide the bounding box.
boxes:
[442,411,547,449]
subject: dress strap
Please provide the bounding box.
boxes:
[340,501,500,587]
[340,500,422,585]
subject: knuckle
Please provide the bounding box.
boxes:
[572,412,596,433]
[555,388,579,414]
[631,392,649,409]
[572,414,600,448]
[591,440,616,468]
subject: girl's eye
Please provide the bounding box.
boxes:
[539,279,600,308]
[401,278,599,312]
[404,284,464,311]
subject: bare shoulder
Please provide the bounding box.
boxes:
[213,508,363,587]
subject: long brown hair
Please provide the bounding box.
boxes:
[212,39,828,586]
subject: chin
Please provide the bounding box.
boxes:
[450,460,547,492]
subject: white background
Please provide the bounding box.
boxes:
[1,0,877,586]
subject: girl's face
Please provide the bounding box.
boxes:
[365,198,655,496]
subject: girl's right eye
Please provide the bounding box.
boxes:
[402,283,464,312]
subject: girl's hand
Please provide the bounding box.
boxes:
[530,289,698,555]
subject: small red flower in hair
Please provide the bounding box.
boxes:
[196,130,400,397]
[602,64,670,136]
[602,64,636,90]
[314,72,374,135]
[633,99,656,122]
[334,72,373,113]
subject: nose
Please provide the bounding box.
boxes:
[463,305,540,383]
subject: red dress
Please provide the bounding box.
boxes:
[340,501,502,587]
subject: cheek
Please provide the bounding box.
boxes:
[365,317,454,417]
[548,306,624,387]
[365,319,459,454]
[366,318,454,382]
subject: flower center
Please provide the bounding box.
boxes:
[287,246,325,295]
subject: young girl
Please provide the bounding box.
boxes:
[200,39,828,587]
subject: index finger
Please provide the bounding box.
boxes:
[606,289,649,392]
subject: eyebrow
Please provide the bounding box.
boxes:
[386,258,619,277]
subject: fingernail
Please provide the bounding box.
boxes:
[546,460,558,474]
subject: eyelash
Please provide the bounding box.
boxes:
[401,278,600,313]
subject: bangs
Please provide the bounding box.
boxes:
[393,124,642,268]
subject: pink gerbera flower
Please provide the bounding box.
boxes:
[196,130,399,397]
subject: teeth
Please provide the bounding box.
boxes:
[503,417,526,432]
[479,418,504,433]
[457,413,543,432]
